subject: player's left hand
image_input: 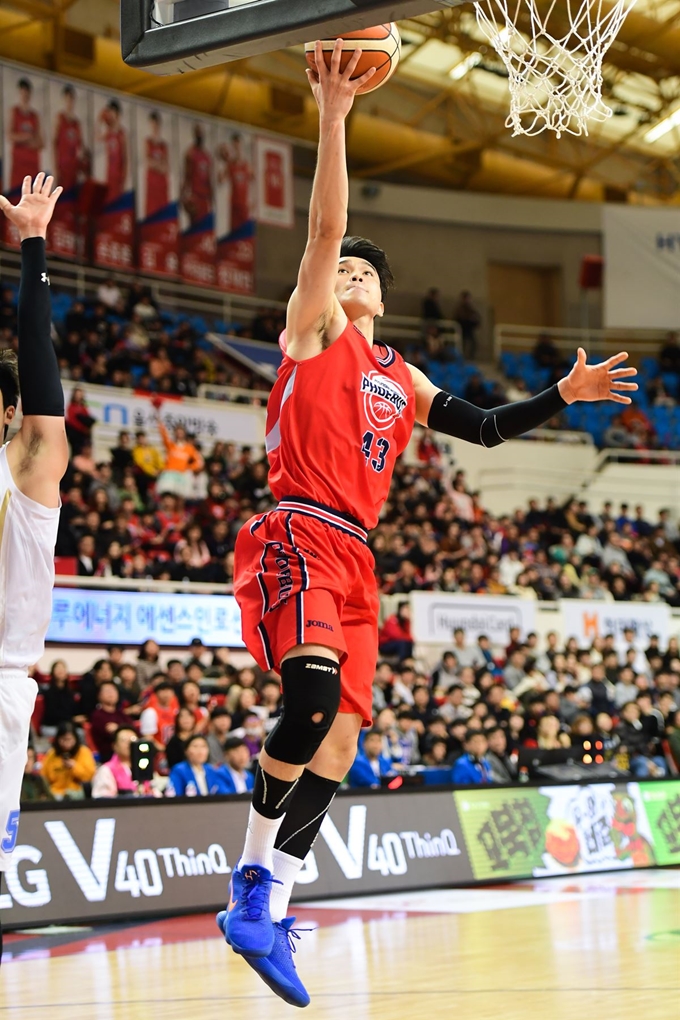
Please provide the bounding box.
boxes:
[0,173,63,241]
[558,348,638,404]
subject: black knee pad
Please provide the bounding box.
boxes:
[265,655,341,766]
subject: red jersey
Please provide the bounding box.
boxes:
[264,150,284,208]
[145,137,169,217]
[105,127,126,204]
[55,113,82,191]
[266,320,415,529]
[229,159,250,229]
[10,106,40,190]
[187,146,211,200]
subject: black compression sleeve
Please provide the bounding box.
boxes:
[427,384,567,448]
[17,237,64,417]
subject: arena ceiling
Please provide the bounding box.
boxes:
[3,0,680,202]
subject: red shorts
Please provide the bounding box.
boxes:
[234,498,379,726]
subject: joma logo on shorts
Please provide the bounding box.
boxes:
[306,620,334,631]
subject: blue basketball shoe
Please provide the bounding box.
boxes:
[216,913,311,1009]
[219,864,276,957]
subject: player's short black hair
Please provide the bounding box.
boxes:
[18,78,32,91]
[340,236,393,300]
[149,110,161,123]
[107,99,121,113]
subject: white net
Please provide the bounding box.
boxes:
[473,0,639,137]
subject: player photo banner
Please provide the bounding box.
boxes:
[254,135,293,228]
[1,67,48,248]
[454,780,680,881]
[215,125,256,294]
[92,91,135,269]
[410,592,536,646]
[47,79,93,260]
[135,103,179,278]
[178,114,216,286]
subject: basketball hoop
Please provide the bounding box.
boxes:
[472,0,639,138]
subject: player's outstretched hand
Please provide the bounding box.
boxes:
[0,173,63,241]
[306,38,376,119]
[558,347,638,405]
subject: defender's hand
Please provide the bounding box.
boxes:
[0,173,63,241]
[306,38,376,120]
[558,348,638,405]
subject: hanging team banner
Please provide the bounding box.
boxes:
[254,135,293,228]
[178,114,216,287]
[214,124,256,294]
[47,78,92,259]
[603,205,680,329]
[135,103,179,278]
[561,599,671,650]
[410,592,536,646]
[1,67,47,248]
[92,90,135,270]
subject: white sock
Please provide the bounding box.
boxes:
[270,847,305,923]
[240,805,285,873]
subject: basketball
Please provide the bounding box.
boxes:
[304,24,401,95]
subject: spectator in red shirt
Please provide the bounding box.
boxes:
[378,601,414,661]
[89,681,136,762]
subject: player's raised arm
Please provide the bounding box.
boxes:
[286,39,375,360]
[408,349,637,445]
[0,173,68,506]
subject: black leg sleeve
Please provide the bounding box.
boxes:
[17,238,64,417]
[427,384,566,448]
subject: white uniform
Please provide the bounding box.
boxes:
[0,444,59,871]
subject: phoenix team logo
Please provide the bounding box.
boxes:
[361,372,408,431]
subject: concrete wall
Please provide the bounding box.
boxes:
[256,178,603,358]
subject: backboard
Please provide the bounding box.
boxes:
[121,0,465,75]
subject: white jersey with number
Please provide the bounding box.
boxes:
[0,442,59,669]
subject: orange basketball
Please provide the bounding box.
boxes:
[305,24,401,96]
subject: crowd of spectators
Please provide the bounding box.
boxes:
[23,623,680,801]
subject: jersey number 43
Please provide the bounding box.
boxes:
[362,431,390,473]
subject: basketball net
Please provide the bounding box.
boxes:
[473,0,639,137]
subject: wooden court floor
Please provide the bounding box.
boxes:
[1,870,678,1020]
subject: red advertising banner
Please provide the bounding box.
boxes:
[178,115,215,286]
[2,67,47,248]
[135,103,179,278]
[254,135,293,229]
[215,126,255,294]
[47,79,92,259]
[92,91,135,270]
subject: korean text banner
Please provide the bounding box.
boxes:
[3,783,677,931]
[603,205,680,329]
[60,381,266,447]
[560,599,670,651]
[410,592,536,645]
[47,588,244,647]
[454,780,680,881]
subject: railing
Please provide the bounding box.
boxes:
[494,323,668,362]
[589,447,680,476]
[54,574,231,594]
[0,245,462,353]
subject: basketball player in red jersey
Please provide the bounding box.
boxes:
[53,85,83,193]
[97,100,127,206]
[181,123,213,225]
[218,133,253,232]
[145,111,170,219]
[8,79,43,192]
[217,41,638,1007]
